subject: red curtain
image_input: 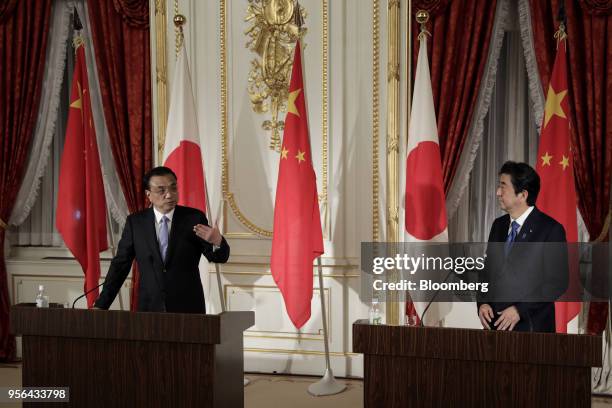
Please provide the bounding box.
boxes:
[87,0,152,310]
[411,0,498,191]
[0,0,52,361]
[529,0,612,334]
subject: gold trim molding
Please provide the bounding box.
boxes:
[225,284,332,339]
[245,347,357,357]
[212,270,360,278]
[372,0,381,242]
[154,0,168,162]
[220,0,329,238]
[385,0,401,325]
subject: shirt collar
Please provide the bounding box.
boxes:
[511,206,534,228]
[153,207,175,224]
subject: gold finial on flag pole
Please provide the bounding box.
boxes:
[72,7,84,50]
[554,22,567,48]
[174,14,186,57]
[416,10,431,40]
[554,3,567,48]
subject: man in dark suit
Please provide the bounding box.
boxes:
[477,161,567,332]
[94,166,229,313]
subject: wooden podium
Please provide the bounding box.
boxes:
[353,320,602,408]
[11,304,254,408]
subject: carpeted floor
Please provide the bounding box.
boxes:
[3,363,612,407]
[245,374,362,408]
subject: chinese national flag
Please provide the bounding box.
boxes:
[57,40,108,308]
[271,42,324,329]
[535,40,579,333]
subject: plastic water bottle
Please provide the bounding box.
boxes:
[35,285,49,308]
[369,297,382,325]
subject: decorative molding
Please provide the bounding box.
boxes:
[211,270,360,278]
[154,0,168,162]
[321,0,329,239]
[244,0,306,152]
[385,0,401,325]
[221,0,329,238]
[245,333,323,341]
[388,0,401,9]
[387,62,400,81]
[388,206,399,224]
[387,134,399,153]
[245,348,358,357]
[372,0,381,242]
[155,67,166,84]
[225,284,331,339]
[226,192,273,237]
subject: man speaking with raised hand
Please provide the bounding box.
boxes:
[94,166,229,313]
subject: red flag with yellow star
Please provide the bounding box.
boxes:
[271,42,324,329]
[535,39,579,333]
[57,38,108,308]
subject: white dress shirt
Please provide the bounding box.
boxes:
[507,206,534,236]
[153,207,175,243]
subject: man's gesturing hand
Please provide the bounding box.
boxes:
[494,306,520,331]
[478,304,494,329]
[193,222,222,246]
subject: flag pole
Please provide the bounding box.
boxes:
[307,257,346,396]
[204,184,226,313]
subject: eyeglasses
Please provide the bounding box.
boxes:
[149,184,178,195]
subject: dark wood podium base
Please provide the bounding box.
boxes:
[353,320,601,408]
[12,305,253,408]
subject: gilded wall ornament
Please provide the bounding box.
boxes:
[245,0,306,151]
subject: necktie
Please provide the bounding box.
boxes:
[159,216,169,262]
[504,221,520,256]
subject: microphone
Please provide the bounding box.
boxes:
[418,244,472,326]
[71,280,107,309]
[418,268,454,327]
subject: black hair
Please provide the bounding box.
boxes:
[499,161,540,206]
[143,166,177,191]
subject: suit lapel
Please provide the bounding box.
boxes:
[515,207,539,243]
[496,215,511,242]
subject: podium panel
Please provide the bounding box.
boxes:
[11,304,254,408]
[353,320,601,408]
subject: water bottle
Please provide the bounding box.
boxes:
[35,285,49,308]
[369,297,382,325]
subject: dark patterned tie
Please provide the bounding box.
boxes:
[504,221,520,256]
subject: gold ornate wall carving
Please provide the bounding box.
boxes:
[245,0,306,152]
[221,0,329,238]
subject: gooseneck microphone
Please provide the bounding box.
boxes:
[71,280,107,309]
[418,268,455,327]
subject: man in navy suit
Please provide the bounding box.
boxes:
[94,166,229,313]
[477,161,568,332]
